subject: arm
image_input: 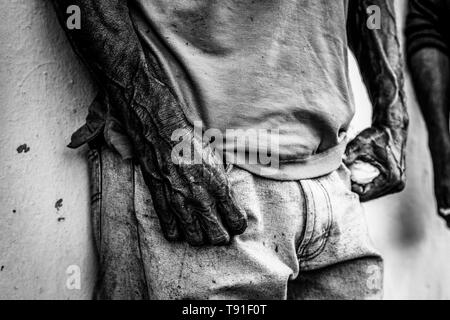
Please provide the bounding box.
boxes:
[406,0,450,225]
[346,0,409,201]
[52,0,247,245]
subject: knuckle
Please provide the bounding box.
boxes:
[229,215,248,235]
[209,232,230,245]
[395,180,406,192]
[163,230,181,242]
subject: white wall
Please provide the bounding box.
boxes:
[0,0,96,299]
[1,0,450,300]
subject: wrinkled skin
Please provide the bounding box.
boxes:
[346,0,408,202]
[52,0,247,246]
[345,126,405,202]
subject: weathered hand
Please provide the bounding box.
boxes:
[52,0,247,246]
[344,126,406,202]
[346,0,408,201]
[112,80,248,246]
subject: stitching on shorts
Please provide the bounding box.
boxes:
[295,181,308,251]
[296,180,316,257]
[299,178,333,262]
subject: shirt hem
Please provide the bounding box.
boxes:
[232,139,348,181]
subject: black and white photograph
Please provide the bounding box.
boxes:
[0,0,449,303]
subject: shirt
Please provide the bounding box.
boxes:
[128,0,354,180]
[70,0,355,180]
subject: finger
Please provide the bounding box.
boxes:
[348,156,390,201]
[141,170,181,241]
[186,186,230,245]
[344,137,366,165]
[197,164,248,235]
[170,192,205,246]
[137,143,182,241]
[351,183,365,197]
[364,146,405,199]
[344,146,359,165]
[355,174,393,202]
[192,151,247,236]
[189,203,230,245]
[214,185,248,235]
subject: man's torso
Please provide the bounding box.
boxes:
[130,0,354,179]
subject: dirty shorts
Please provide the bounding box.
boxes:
[88,145,383,300]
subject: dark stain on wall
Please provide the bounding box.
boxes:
[55,199,63,211]
[16,144,30,153]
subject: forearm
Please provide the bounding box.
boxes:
[52,0,186,144]
[345,0,408,200]
[410,48,450,163]
[347,0,408,141]
[53,0,145,87]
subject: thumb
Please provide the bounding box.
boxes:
[344,147,359,166]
